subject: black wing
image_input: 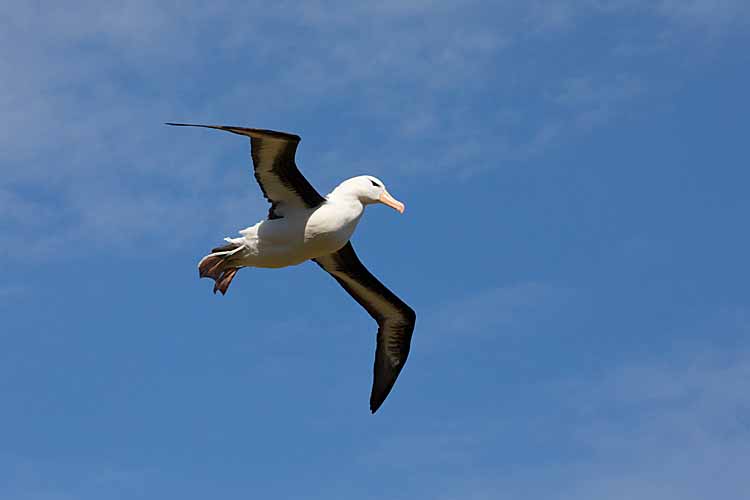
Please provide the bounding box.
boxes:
[314,242,416,413]
[166,123,326,219]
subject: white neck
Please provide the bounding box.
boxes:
[327,184,377,206]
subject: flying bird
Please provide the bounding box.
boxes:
[166,123,416,413]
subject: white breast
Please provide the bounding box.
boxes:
[229,200,364,268]
[303,200,363,255]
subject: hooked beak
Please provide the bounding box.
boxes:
[379,190,405,214]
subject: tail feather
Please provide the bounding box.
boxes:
[214,268,239,295]
[198,242,244,294]
[198,254,226,280]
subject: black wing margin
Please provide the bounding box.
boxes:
[314,242,416,413]
[166,123,325,219]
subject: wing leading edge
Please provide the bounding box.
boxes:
[166,123,325,219]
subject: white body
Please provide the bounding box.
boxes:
[199,175,403,272]
[227,197,364,268]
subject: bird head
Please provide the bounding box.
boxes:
[362,176,405,213]
[334,176,405,213]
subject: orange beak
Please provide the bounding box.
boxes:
[379,190,405,214]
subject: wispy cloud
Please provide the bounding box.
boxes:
[0,285,28,301]
[1,1,745,262]
[427,282,575,338]
[554,74,644,130]
[657,0,750,29]
[552,346,750,500]
[0,453,152,500]
[527,0,750,32]
[360,327,750,500]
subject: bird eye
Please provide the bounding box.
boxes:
[370,180,381,188]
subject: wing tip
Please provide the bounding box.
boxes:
[369,385,392,414]
[165,122,219,129]
[164,122,301,141]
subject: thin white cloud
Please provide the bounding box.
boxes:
[555,74,644,130]
[1,1,745,261]
[427,282,575,338]
[552,346,750,500]
[362,328,750,500]
[0,285,28,300]
[529,0,750,31]
[0,452,152,500]
[657,0,750,29]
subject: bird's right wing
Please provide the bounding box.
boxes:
[314,242,416,413]
[166,123,326,219]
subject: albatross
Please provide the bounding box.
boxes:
[167,123,416,413]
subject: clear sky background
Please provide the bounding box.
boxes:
[2,1,749,498]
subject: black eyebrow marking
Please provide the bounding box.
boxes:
[370,179,381,187]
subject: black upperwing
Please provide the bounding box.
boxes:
[314,242,416,413]
[166,123,325,219]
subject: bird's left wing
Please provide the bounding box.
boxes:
[166,123,325,219]
[313,242,416,413]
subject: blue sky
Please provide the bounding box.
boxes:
[2,1,750,498]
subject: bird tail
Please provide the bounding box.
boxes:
[198,241,245,295]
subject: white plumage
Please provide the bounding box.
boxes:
[207,176,389,269]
